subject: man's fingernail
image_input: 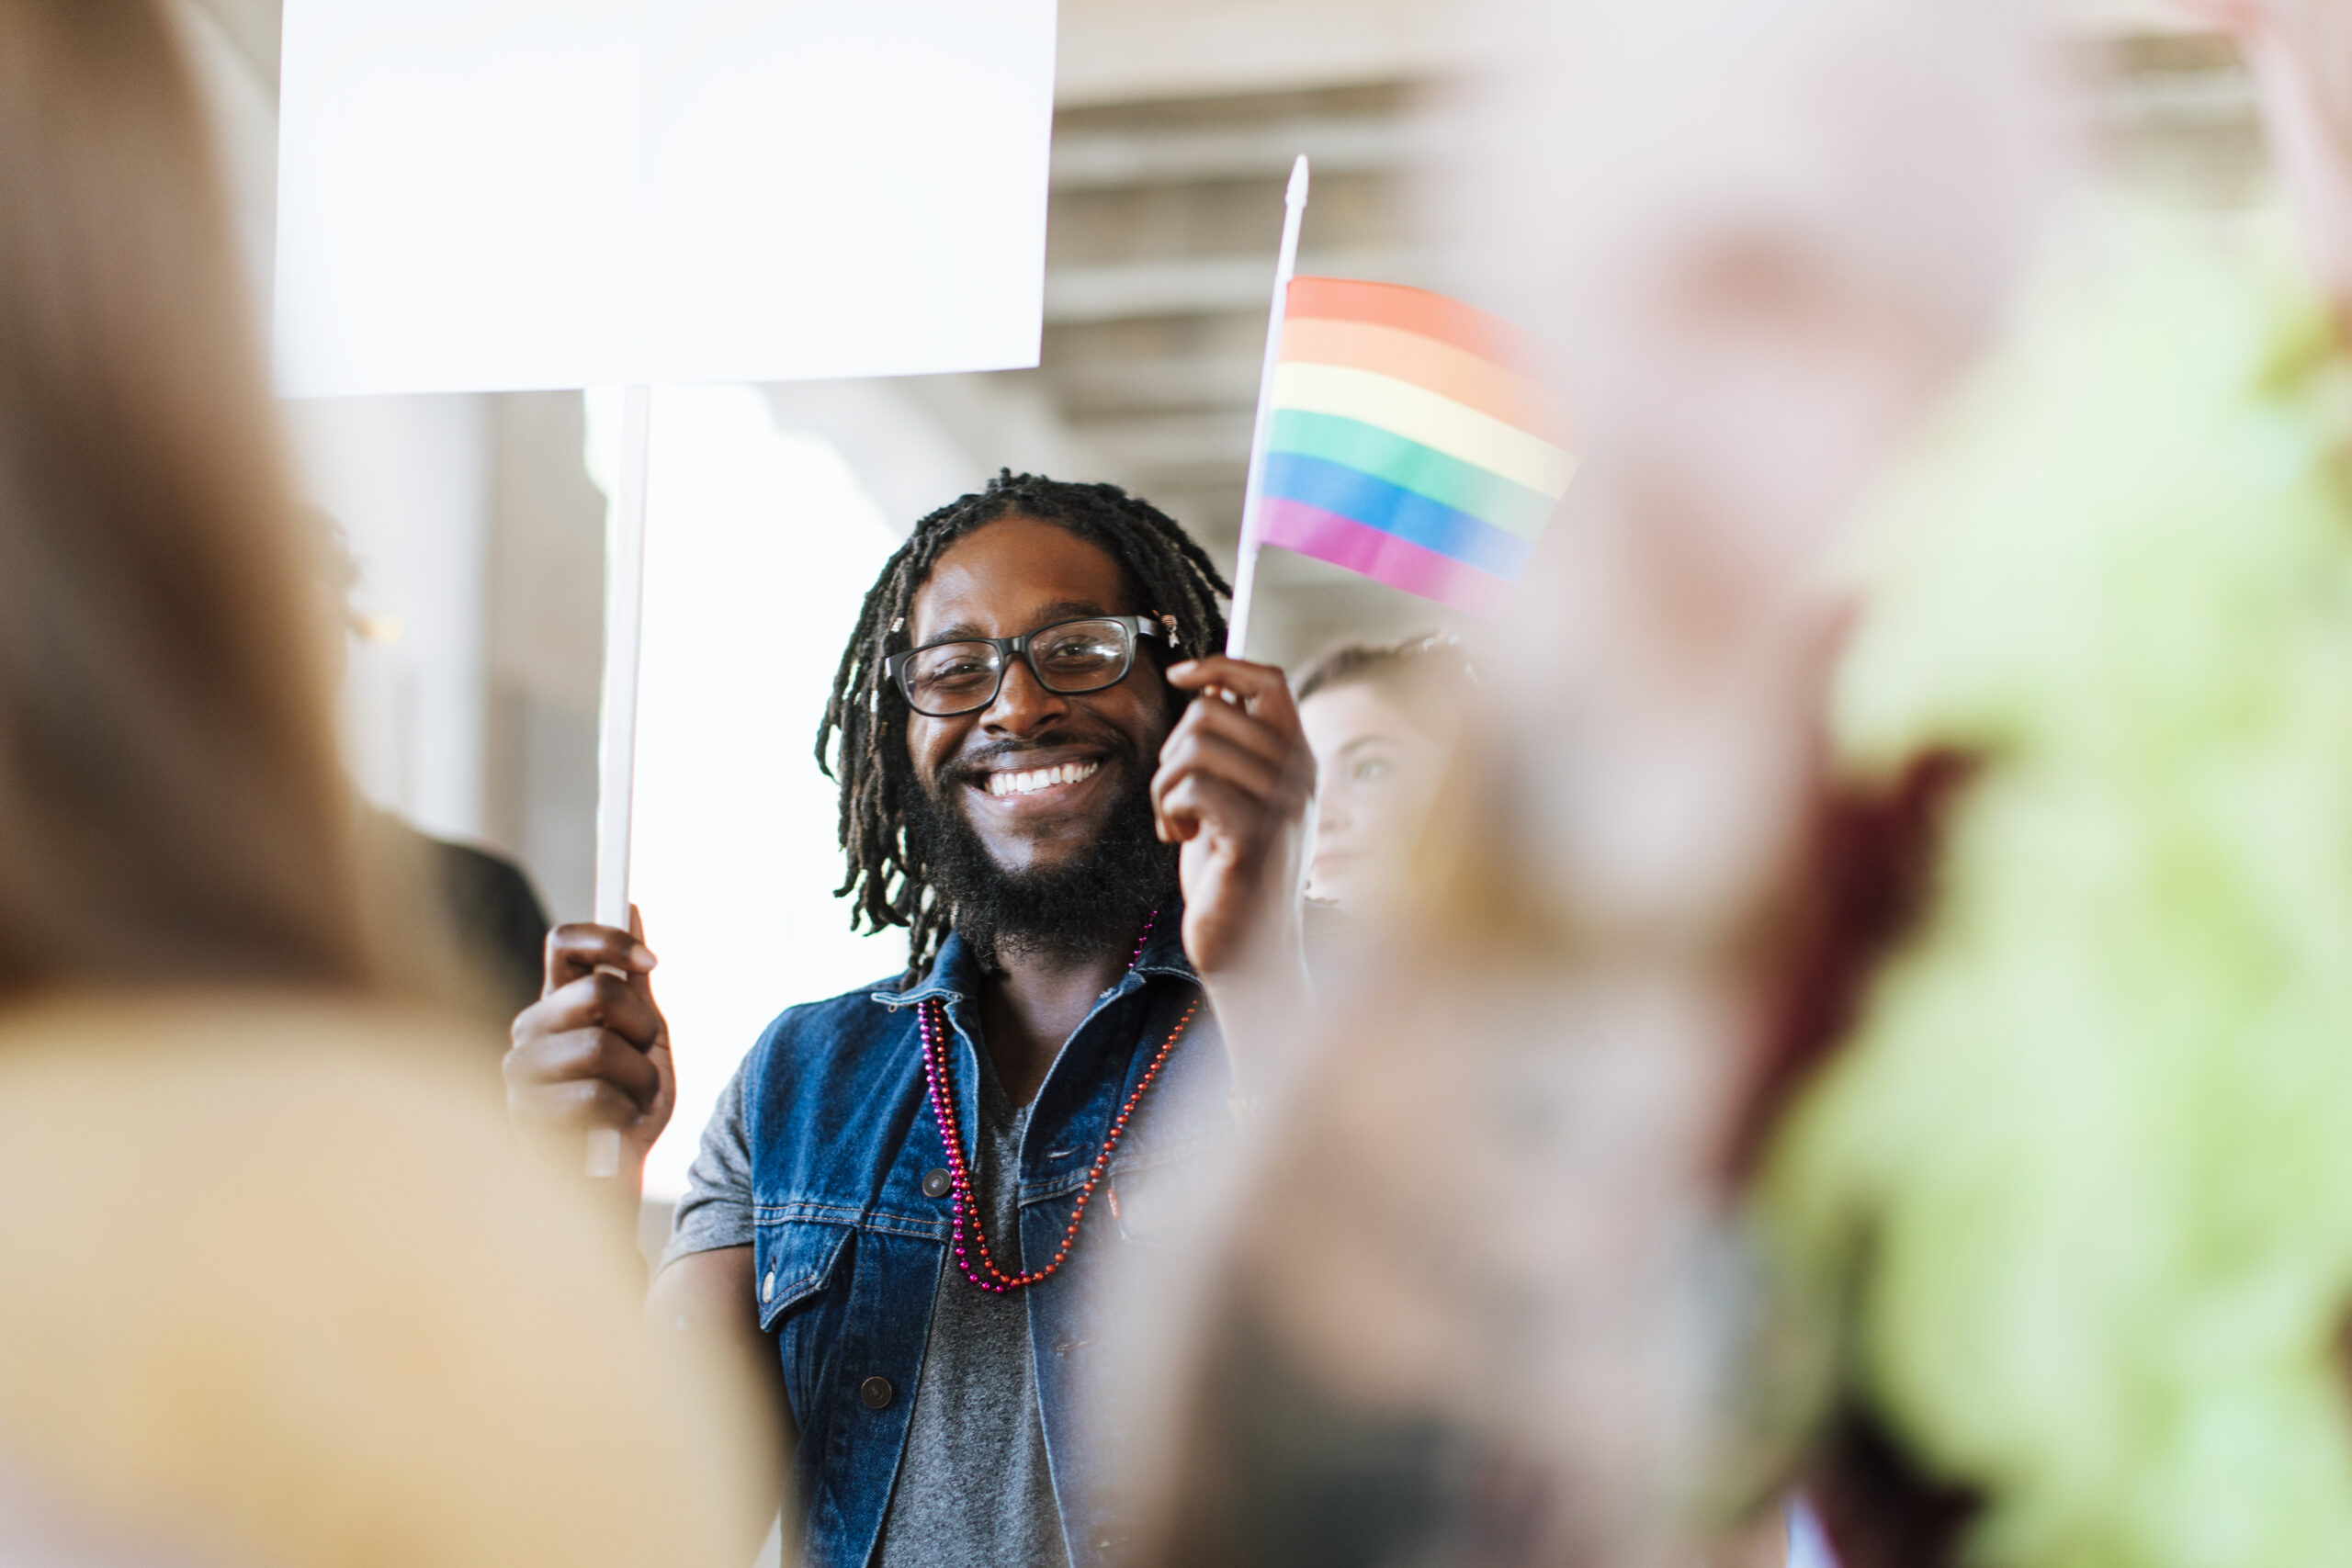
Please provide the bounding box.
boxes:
[632,944,659,969]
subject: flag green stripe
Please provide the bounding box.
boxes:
[1266,409,1561,540]
[1269,362,1575,498]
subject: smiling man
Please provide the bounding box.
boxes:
[505,473,1316,1568]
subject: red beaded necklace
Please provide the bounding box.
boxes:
[918,910,1198,1294]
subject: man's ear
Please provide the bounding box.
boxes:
[2169,0,2263,36]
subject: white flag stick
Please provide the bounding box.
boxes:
[586,382,652,1181]
[1225,155,1310,660]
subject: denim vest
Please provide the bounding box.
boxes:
[740,913,1230,1568]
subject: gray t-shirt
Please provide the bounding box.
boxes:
[666,1052,1072,1568]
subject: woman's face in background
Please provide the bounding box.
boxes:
[1301,681,1453,916]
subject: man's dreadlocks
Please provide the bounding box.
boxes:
[816,471,1231,980]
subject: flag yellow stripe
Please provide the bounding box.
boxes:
[1270,362,1575,498]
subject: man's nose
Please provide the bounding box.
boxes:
[979,656,1068,735]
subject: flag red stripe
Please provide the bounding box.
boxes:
[1285,276,1525,367]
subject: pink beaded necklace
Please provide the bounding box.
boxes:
[917,909,1198,1294]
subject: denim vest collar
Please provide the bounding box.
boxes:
[871,902,1198,1012]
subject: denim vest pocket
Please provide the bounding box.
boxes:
[755,1217,853,1331]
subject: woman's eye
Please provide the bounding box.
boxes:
[1353,758,1392,784]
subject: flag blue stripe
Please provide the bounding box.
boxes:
[1261,452,1534,581]
[1266,410,1559,538]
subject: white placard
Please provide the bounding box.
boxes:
[276,0,1057,397]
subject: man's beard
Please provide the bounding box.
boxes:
[906,752,1178,971]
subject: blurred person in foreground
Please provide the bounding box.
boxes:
[505,471,1317,1567]
[0,1472,239,1568]
[1111,1,2062,1566]
[0,6,759,1566]
[1751,2,2352,1564]
[1295,636,1474,919]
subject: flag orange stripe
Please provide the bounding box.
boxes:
[1286,276,1522,365]
[1279,317,1566,438]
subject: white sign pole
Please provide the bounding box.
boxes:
[1224,155,1310,660]
[585,382,652,1180]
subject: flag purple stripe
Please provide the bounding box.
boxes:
[1259,498,1515,618]
[1262,452,1534,578]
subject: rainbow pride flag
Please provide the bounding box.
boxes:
[1253,276,1574,618]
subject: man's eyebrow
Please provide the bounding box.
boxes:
[921,601,1114,643]
[1030,599,1114,626]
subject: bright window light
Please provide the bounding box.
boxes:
[592,385,908,1201]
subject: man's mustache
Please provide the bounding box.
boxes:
[938,728,1136,788]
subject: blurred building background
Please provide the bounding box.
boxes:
[170,0,2267,926]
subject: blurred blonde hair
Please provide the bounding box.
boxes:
[0,24,765,1568]
[0,999,764,1568]
[0,0,368,994]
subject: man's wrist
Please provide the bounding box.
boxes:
[1199,927,1313,1100]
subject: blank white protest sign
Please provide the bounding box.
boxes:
[276,0,1057,1180]
[275,0,1057,395]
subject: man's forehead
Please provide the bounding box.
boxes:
[908,516,1135,637]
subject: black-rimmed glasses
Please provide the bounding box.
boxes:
[885,615,1171,717]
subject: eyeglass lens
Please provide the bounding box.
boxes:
[902,618,1132,715]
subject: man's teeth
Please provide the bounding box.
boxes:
[986,761,1102,797]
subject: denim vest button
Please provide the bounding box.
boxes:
[860,1376,895,1411]
[762,1269,775,1303]
[922,1168,952,1199]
